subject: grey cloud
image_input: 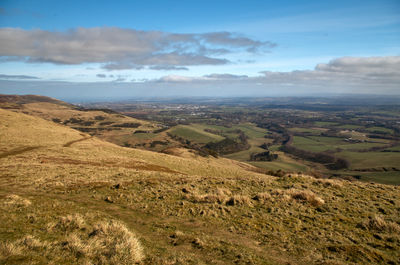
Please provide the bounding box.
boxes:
[149,65,188,71]
[202,32,277,52]
[96,74,106,78]
[315,56,400,77]
[113,77,126,82]
[0,74,39,80]
[102,62,144,71]
[157,56,400,92]
[0,27,275,69]
[257,56,400,88]
[204,73,248,79]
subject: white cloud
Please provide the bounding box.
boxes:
[155,56,400,93]
[0,27,276,69]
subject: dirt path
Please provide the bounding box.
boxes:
[0,146,41,159]
[63,136,92,147]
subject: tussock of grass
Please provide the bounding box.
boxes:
[253,192,272,202]
[47,214,86,232]
[286,189,325,206]
[313,178,343,188]
[2,194,31,207]
[83,220,144,264]
[185,188,252,206]
[226,195,252,206]
[0,242,23,258]
[364,216,400,233]
[1,216,144,265]
[185,188,231,204]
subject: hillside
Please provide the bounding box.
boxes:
[0,94,167,149]
[0,108,399,264]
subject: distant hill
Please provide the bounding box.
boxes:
[0,94,167,149]
[0,94,73,107]
[0,105,399,264]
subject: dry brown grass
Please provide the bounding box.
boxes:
[1,215,144,265]
[286,189,325,206]
[91,220,144,264]
[226,195,252,206]
[2,194,31,208]
[63,220,144,264]
[364,216,400,233]
[185,188,231,204]
[253,192,272,202]
[47,214,86,232]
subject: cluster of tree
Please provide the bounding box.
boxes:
[280,145,349,170]
[203,136,249,156]
[166,133,217,157]
[250,151,278,161]
[152,127,170,133]
[150,141,169,148]
[111,122,141,128]
[257,122,291,145]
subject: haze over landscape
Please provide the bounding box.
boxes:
[1,1,400,264]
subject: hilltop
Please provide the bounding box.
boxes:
[0,103,399,264]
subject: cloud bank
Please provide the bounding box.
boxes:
[0,74,39,79]
[156,56,400,91]
[0,27,276,70]
[0,56,398,98]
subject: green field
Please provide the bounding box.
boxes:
[168,125,224,143]
[224,145,265,161]
[292,136,387,153]
[384,145,400,151]
[249,159,309,172]
[289,127,325,134]
[335,124,361,130]
[333,170,400,185]
[338,150,400,169]
[365,126,394,134]
[358,171,400,185]
[313,121,339,127]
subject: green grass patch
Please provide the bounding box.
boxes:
[313,121,339,127]
[335,124,361,130]
[292,136,387,153]
[365,126,394,134]
[224,145,264,161]
[289,127,323,134]
[169,125,224,143]
[249,160,308,172]
[338,150,400,169]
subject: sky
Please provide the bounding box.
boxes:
[0,0,399,101]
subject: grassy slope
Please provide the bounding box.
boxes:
[0,96,164,149]
[168,125,224,143]
[0,109,400,264]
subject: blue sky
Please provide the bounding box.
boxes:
[0,0,399,100]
